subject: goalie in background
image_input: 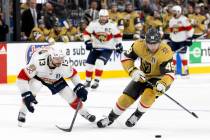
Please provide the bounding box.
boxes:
[97,28,175,128]
[17,45,96,127]
[83,9,123,89]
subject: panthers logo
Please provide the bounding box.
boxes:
[95,32,109,42]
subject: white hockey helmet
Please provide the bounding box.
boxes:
[172,5,182,15]
[49,45,64,58]
[49,46,65,67]
[99,9,109,17]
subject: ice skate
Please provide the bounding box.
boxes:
[84,80,91,88]
[97,117,114,128]
[125,109,144,127]
[80,111,96,122]
[181,69,189,76]
[97,110,119,128]
[91,79,99,89]
[18,112,26,127]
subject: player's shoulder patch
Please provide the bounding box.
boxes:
[26,64,36,74]
[158,42,173,61]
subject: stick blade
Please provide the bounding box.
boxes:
[56,125,72,132]
[192,112,199,118]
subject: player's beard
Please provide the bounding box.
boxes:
[48,56,62,68]
[99,16,108,25]
[52,61,62,67]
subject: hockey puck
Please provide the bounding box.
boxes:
[155,135,162,138]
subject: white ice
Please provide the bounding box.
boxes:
[0,74,210,140]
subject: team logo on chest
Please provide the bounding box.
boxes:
[98,32,108,42]
[93,27,112,42]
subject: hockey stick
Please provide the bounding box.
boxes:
[56,100,82,132]
[146,81,199,118]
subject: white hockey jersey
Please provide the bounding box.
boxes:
[18,50,78,85]
[83,19,122,49]
[169,15,194,42]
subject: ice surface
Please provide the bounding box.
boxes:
[0,74,210,140]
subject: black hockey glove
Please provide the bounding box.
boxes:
[21,91,38,113]
[85,40,93,50]
[186,37,193,46]
[115,43,123,54]
[73,83,88,102]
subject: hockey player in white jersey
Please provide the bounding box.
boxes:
[17,45,96,127]
[83,9,123,89]
[169,5,194,76]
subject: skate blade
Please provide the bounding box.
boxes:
[18,121,24,127]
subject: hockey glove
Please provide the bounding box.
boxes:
[186,37,193,46]
[128,67,146,82]
[21,91,38,113]
[153,81,166,96]
[115,43,123,54]
[85,40,93,50]
[73,83,88,102]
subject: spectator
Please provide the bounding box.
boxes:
[21,0,40,39]
[0,11,9,42]
[49,21,69,42]
[29,18,49,42]
[187,2,195,15]
[43,2,57,30]
[135,0,158,17]
[144,10,163,36]
[188,5,206,39]
[20,0,30,13]
[162,4,173,41]
[121,2,142,39]
[48,0,71,22]
[101,2,108,9]
[63,19,78,41]
[75,20,88,41]
[69,1,84,27]
[84,0,99,21]
[108,2,124,32]
[115,0,126,12]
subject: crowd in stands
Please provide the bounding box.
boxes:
[1,0,210,42]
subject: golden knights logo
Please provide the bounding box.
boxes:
[141,60,151,74]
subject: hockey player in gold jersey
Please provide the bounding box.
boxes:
[97,28,175,128]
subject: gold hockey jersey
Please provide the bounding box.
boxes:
[188,13,206,35]
[121,40,175,87]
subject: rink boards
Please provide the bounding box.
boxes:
[1,40,210,83]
